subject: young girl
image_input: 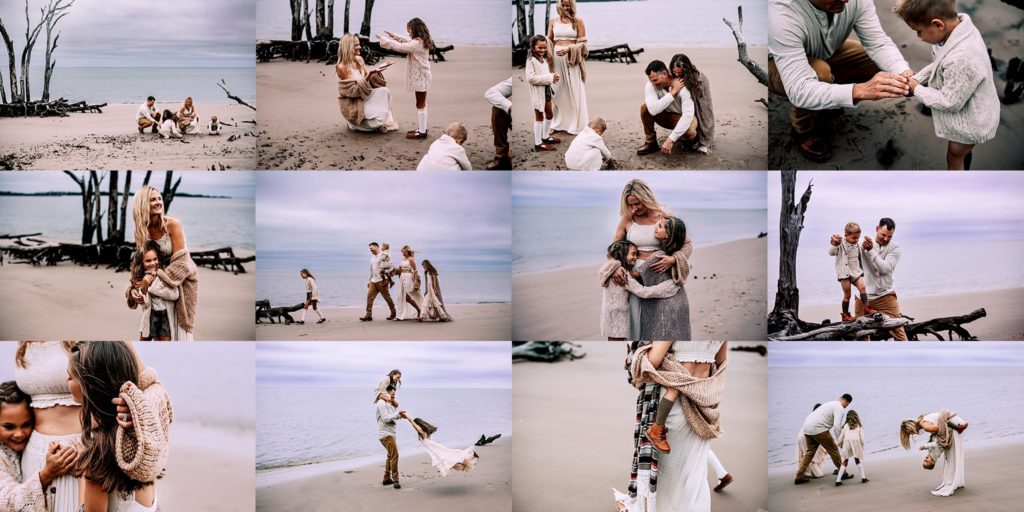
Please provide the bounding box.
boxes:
[132,240,179,341]
[68,341,171,512]
[298,268,326,325]
[641,341,725,454]
[157,110,182,139]
[835,410,868,485]
[525,35,561,151]
[378,18,434,139]
[830,222,873,321]
[599,240,679,341]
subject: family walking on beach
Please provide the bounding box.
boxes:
[769,0,1000,168]
[1,341,172,511]
[135,96,221,139]
[827,217,904,340]
[794,393,968,497]
[374,370,479,490]
[361,243,452,323]
[614,341,733,512]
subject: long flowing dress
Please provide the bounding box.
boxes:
[637,251,690,341]
[420,437,478,477]
[549,21,589,134]
[421,272,452,322]
[796,431,828,477]
[624,220,661,341]
[923,412,966,496]
[394,260,424,320]
[342,69,397,132]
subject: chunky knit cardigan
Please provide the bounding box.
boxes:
[0,445,46,512]
[928,409,958,450]
[628,343,727,440]
[338,72,388,127]
[155,249,198,333]
[115,367,173,483]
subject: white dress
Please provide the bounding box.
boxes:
[838,424,865,459]
[922,412,966,497]
[394,260,424,320]
[158,119,181,139]
[346,69,396,132]
[420,437,477,477]
[796,430,828,477]
[110,493,158,512]
[549,21,589,134]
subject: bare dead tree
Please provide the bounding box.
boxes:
[90,171,103,244]
[343,0,351,34]
[290,0,303,41]
[514,0,528,47]
[0,17,15,103]
[118,171,131,244]
[768,171,812,337]
[42,0,74,102]
[141,170,153,189]
[723,5,768,87]
[162,171,181,214]
[315,0,326,38]
[359,0,375,37]
[528,0,536,38]
[544,0,552,35]
[327,0,335,38]
[107,171,119,243]
[64,171,105,244]
[20,0,47,102]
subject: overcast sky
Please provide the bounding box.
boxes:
[256,172,510,271]
[512,172,766,210]
[770,343,1024,367]
[255,342,511,388]
[0,0,254,67]
[767,171,1024,244]
[0,171,255,198]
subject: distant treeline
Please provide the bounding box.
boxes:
[0,191,232,199]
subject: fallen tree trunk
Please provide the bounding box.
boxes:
[0,98,106,117]
[906,308,987,341]
[723,5,768,87]
[512,341,586,362]
[256,37,455,65]
[475,434,502,446]
[191,247,255,274]
[771,312,913,341]
[256,301,304,324]
[587,44,645,64]
[217,80,256,111]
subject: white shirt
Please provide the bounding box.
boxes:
[416,134,472,171]
[802,400,847,437]
[862,240,901,300]
[136,103,157,122]
[564,126,611,171]
[768,0,910,109]
[369,253,384,283]
[644,81,694,142]
[484,77,513,112]
[376,400,401,438]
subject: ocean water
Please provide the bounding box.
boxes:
[256,386,512,471]
[0,195,255,252]
[22,67,256,104]
[767,238,1024,308]
[257,0,509,45]
[526,0,769,47]
[0,342,255,430]
[256,268,511,307]
[768,365,1024,468]
[513,206,766,274]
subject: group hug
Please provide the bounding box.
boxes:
[135,95,223,140]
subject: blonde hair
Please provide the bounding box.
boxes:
[899,418,921,450]
[845,222,861,236]
[557,0,579,30]
[132,186,168,254]
[588,116,607,132]
[382,243,390,250]
[893,0,957,25]
[15,341,75,368]
[619,179,671,218]
[401,245,415,257]
[446,122,468,142]
[183,96,194,109]
[337,34,367,76]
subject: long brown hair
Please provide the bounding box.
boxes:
[407,18,434,52]
[659,216,688,256]
[845,410,861,429]
[69,341,145,496]
[670,53,702,101]
[15,341,74,368]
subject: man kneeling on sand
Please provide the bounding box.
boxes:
[416,122,472,170]
[136,96,161,134]
[376,387,408,489]
[795,394,852,485]
[637,60,698,156]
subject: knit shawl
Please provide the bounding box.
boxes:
[337,72,387,126]
[930,409,959,450]
[629,342,726,440]
[564,41,590,83]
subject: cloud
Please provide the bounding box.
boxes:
[769,342,1024,367]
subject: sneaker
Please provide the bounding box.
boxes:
[696,145,711,155]
[393,482,401,489]
[643,424,671,453]
[138,126,145,134]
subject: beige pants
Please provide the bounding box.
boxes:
[640,102,698,144]
[380,435,399,482]
[855,292,908,341]
[796,431,843,479]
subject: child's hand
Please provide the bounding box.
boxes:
[553,72,561,84]
[830,234,841,246]
[908,78,918,95]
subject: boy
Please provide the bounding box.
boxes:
[379,243,395,288]
[830,222,873,321]
[565,116,614,171]
[416,122,472,170]
[207,115,221,135]
[895,0,1000,170]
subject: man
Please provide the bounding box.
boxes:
[376,386,408,489]
[637,60,698,157]
[361,242,397,321]
[768,0,913,161]
[484,77,513,170]
[848,217,904,340]
[795,393,852,484]
[136,96,160,134]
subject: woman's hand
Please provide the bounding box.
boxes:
[651,254,675,273]
[612,266,628,286]
[670,78,685,96]
[113,389,135,429]
[556,48,568,56]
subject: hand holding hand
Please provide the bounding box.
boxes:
[651,254,675,273]
[862,236,874,251]
[830,234,841,246]
[853,72,910,101]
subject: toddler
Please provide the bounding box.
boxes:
[565,116,613,171]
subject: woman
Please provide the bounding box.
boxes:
[615,341,727,512]
[546,0,589,135]
[336,34,399,133]
[373,369,402,402]
[404,416,478,477]
[420,260,452,322]
[670,54,714,154]
[611,179,692,341]
[126,186,198,340]
[394,245,424,321]
[177,96,199,135]
[900,411,968,497]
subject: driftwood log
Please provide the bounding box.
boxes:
[588,44,645,64]
[475,434,502,446]
[723,5,768,87]
[731,344,767,356]
[217,79,256,111]
[256,301,304,324]
[2,237,252,274]
[256,36,455,65]
[512,341,586,362]
[191,247,255,274]
[0,98,107,117]
[906,308,987,341]
[772,313,913,341]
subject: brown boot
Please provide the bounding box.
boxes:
[795,133,831,162]
[359,315,372,321]
[714,473,733,492]
[636,141,660,156]
[644,423,671,453]
[534,143,557,152]
[485,156,512,170]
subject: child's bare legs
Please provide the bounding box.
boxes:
[853,276,873,314]
[946,141,975,170]
[840,278,853,320]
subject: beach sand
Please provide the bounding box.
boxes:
[256,435,512,512]
[0,102,257,170]
[0,255,256,341]
[512,47,769,170]
[768,0,1024,170]
[799,287,1024,341]
[512,341,768,511]
[255,303,511,341]
[162,423,256,511]
[512,238,768,342]
[768,437,1024,511]
[256,45,510,170]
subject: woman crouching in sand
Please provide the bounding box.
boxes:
[336,34,399,133]
[900,410,968,497]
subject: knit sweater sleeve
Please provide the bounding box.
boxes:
[379,36,425,55]
[625,276,679,299]
[0,457,46,512]
[116,368,173,483]
[155,249,197,288]
[913,59,984,112]
[526,59,554,86]
[148,278,179,301]
[670,236,693,284]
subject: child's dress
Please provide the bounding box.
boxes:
[599,259,680,339]
[304,276,320,302]
[829,239,862,281]
[911,13,999,144]
[838,424,864,460]
[378,34,432,92]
